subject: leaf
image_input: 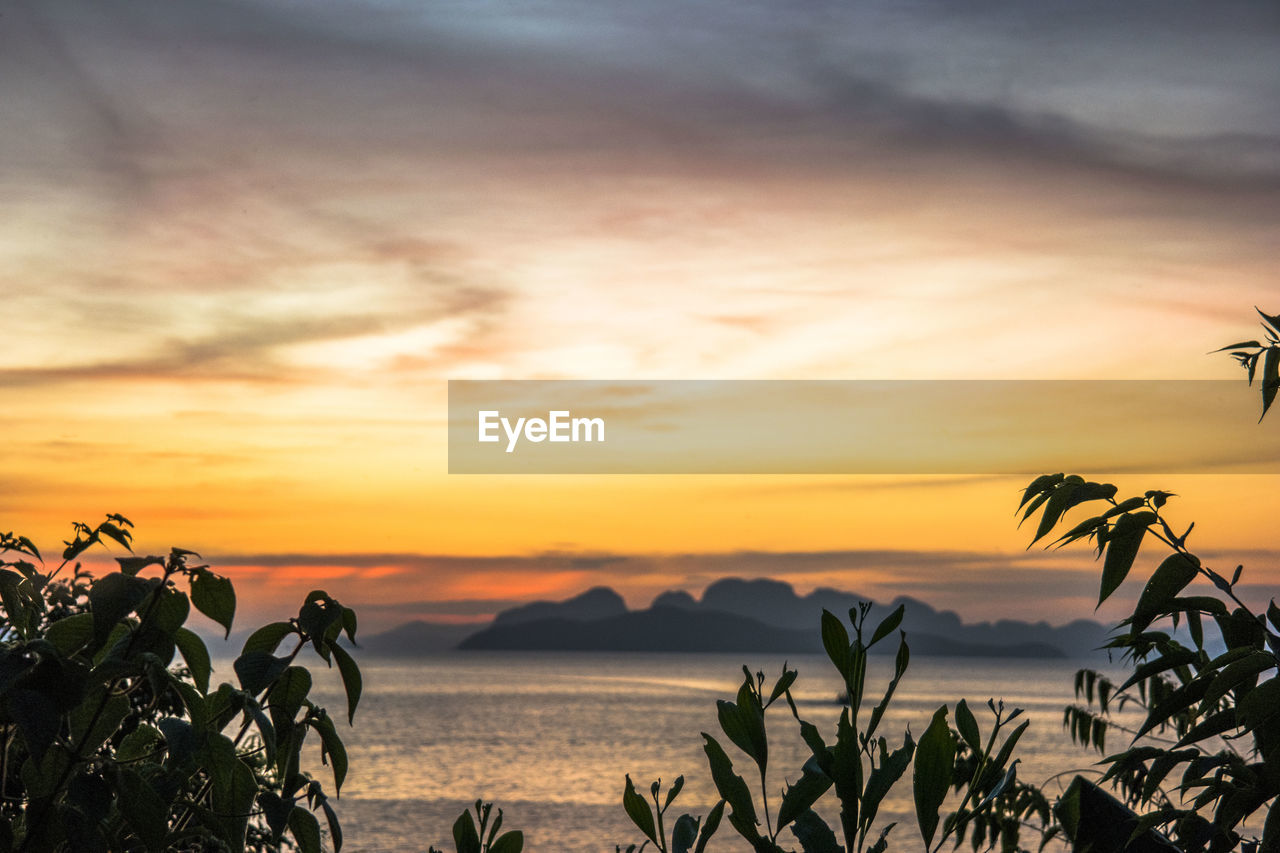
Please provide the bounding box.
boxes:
[234,651,289,696]
[977,761,1019,810]
[97,521,133,551]
[865,635,909,743]
[1017,473,1063,511]
[860,734,914,841]
[190,569,236,638]
[664,775,685,811]
[268,665,313,731]
[1261,346,1280,420]
[288,807,323,853]
[913,705,955,849]
[1200,651,1274,712]
[299,593,344,642]
[116,556,165,576]
[257,792,292,842]
[46,612,95,656]
[869,604,905,647]
[243,621,296,656]
[695,800,725,853]
[820,609,850,672]
[789,809,842,853]
[331,642,362,724]
[341,606,358,643]
[1132,553,1201,633]
[453,809,481,853]
[244,697,278,768]
[830,709,863,843]
[88,572,154,643]
[148,585,191,634]
[321,798,344,853]
[701,734,758,831]
[116,724,164,762]
[1099,512,1154,606]
[1210,340,1262,352]
[16,535,41,561]
[623,775,659,846]
[490,831,524,853]
[954,699,982,753]
[1257,306,1280,336]
[989,720,1029,775]
[205,733,257,848]
[672,814,699,853]
[777,761,833,830]
[174,627,212,693]
[768,668,797,705]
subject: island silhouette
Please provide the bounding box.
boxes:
[357,578,1109,658]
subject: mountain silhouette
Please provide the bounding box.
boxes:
[357,577,1109,658]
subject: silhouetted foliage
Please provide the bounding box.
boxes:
[1017,309,1280,852]
[615,604,1044,853]
[0,516,361,853]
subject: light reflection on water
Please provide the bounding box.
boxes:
[270,652,1120,852]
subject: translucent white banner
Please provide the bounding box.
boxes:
[448,380,1280,474]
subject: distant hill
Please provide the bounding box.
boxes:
[357,620,479,655]
[355,576,1111,658]
[492,586,626,626]
[693,578,1109,656]
[458,605,1065,657]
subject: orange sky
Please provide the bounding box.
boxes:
[2,0,1278,633]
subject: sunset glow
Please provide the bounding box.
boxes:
[3,0,1278,634]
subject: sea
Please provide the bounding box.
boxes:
[278,652,1123,853]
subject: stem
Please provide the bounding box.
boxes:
[651,788,667,853]
[760,768,773,841]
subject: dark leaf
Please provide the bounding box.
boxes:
[88,572,154,643]
[820,609,850,673]
[1132,553,1200,633]
[1262,346,1280,420]
[1099,512,1155,606]
[289,807,323,853]
[174,627,212,694]
[331,642,362,724]
[490,831,524,853]
[701,734,758,831]
[913,705,955,849]
[695,801,725,853]
[453,809,481,853]
[242,621,296,656]
[190,569,236,638]
[868,604,904,647]
[777,761,832,830]
[116,556,165,576]
[623,775,659,846]
[234,651,289,696]
[954,699,982,753]
[789,809,842,853]
[672,814,699,853]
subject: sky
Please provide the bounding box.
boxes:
[2,0,1278,633]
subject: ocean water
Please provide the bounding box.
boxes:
[288,652,1119,853]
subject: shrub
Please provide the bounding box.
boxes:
[0,516,361,853]
[1013,308,1280,851]
[618,604,1039,853]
